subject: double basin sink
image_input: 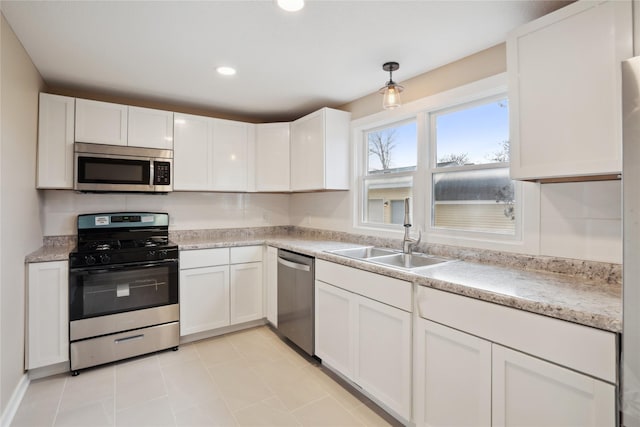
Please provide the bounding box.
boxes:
[327,246,455,271]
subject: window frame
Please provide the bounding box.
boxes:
[426,93,518,240]
[359,118,418,231]
[352,73,540,253]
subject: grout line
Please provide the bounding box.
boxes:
[195,337,242,426]
[50,375,69,427]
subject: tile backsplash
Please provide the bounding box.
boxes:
[40,179,623,264]
[40,191,291,236]
[540,181,621,264]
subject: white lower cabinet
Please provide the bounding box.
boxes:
[179,246,262,337]
[414,286,617,427]
[315,281,354,377]
[315,260,412,421]
[26,261,69,369]
[230,262,263,324]
[265,246,278,326]
[179,265,229,335]
[492,345,615,427]
[414,318,491,427]
[354,295,411,419]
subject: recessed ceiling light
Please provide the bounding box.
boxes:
[277,0,304,12]
[216,66,237,76]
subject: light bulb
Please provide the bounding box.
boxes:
[383,85,402,109]
[277,0,304,12]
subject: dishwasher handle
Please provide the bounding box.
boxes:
[278,256,311,272]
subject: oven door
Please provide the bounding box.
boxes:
[69,259,178,322]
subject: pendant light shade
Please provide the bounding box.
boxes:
[379,62,404,110]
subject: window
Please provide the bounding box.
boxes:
[362,120,417,226]
[355,74,522,246]
[430,96,515,235]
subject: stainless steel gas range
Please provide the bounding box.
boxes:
[68,212,179,375]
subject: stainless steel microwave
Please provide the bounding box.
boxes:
[74,142,172,193]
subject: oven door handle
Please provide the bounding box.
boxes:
[69,259,178,274]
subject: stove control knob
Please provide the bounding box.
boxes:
[146,251,156,260]
[158,250,168,259]
[85,255,96,266]
[99,254,110,264]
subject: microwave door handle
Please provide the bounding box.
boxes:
[149,161,155,188]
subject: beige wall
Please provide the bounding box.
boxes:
[1,13,46,417]
[292,44,508,235]
[340,44,506,120]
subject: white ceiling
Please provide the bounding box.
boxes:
[1,0,570,122]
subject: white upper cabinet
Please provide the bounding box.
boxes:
[75,98,128,146]
[290,107,350,191]
[255,122,290,191]
[37,93,75,189]
[507,0,632,180]
[211,119,254,192]
[127,106,174,149]
[173,113,214,191]
[75,98,173,150]
[172,114,253,192]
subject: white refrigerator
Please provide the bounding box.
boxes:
[623,55,640,426]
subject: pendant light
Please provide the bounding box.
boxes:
[379,62,404,110]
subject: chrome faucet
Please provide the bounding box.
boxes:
[402,197,421,254]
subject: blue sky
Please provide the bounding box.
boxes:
[436,99,509,165]
[368,98,509,170]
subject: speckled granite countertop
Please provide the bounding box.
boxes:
[25,229,622,333]
[269,239,621,333]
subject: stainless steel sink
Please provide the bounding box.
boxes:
[327,247,398,259]
[369,253,451,270]
[326,246,454,271]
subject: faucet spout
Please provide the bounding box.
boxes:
[403,197,411,228]
[402,198,421,254]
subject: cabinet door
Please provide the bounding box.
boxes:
[127,106,173,149]
[492,344,616,427]
[75,98,128,146]
[508,0,632,180]
[265,246,278,326]
[27,261,69,369]
[414,318,491,427]
[37,93,75,189]
[354,295,411,420]
[230,262,263,324]
[212,119,250,191]
[255,123,290,191]
[290,110,325,191]
[173,113,213,191]
[315,280,354,379]
[179,265,230,335]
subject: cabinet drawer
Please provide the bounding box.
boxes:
[416,286,616,383]
[180,248,229,269]
[316,260,411,312]
[230,246,262,264]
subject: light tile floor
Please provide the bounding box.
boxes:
[12,326,399,426]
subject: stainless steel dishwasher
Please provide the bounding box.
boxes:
[277,249,315,356]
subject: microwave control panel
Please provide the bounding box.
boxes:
[154,161,171,185]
